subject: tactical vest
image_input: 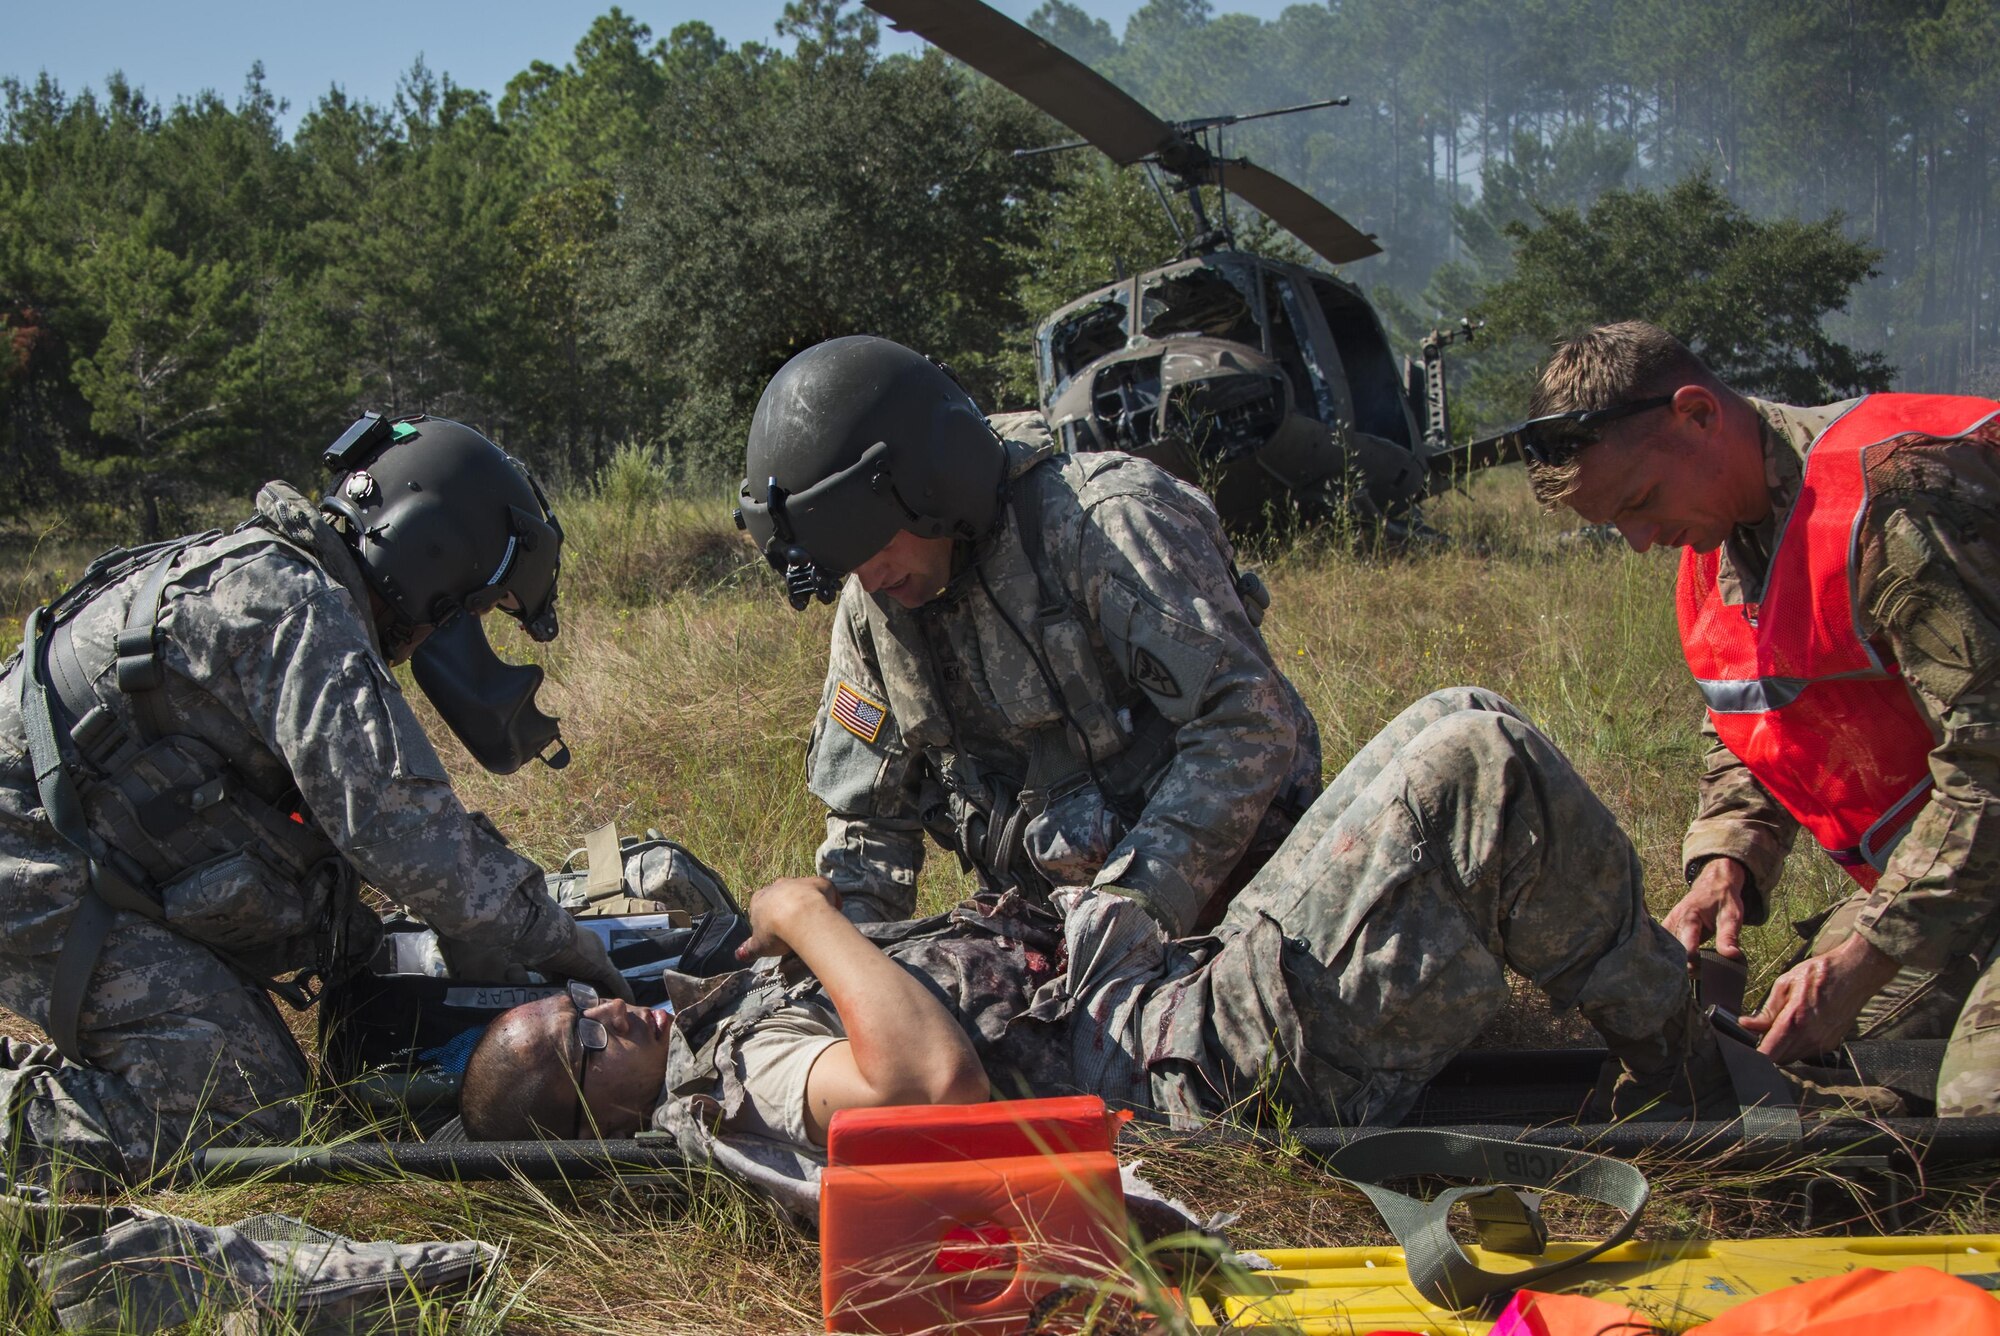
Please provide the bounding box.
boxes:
[860,439,1204,896]
[15,489,379,1061]
[1677,393,2000,888]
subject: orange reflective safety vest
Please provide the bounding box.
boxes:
[1677,394,2000,888]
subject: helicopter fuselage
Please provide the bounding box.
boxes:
[1034,252,1438,529]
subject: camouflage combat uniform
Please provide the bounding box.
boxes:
[662,688,1692,1148]
[1680,399,2000,1115]
[807,414,1322,935]
[0,483,578,1183]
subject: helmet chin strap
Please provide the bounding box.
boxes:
[365,590,426,663]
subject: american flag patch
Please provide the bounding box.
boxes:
[831,681,889,744]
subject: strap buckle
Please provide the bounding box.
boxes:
[1461,1185,1549,1255]
[274,971,322,1010]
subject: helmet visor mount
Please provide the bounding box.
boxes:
[451,500,561,643]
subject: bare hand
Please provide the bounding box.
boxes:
[737,877,844,961]
[1662,857,1749,962]
[1741,932,1900,1062]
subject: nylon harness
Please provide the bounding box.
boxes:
[17,536,318,1065]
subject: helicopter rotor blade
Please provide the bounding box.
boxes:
[1196,158,1382,264]
[862,0,1187,166]
[863,0,1383,264]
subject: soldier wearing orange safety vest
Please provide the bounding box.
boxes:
[1519,320,2000,1117]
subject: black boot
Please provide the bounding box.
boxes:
[1584,995,1734,1122]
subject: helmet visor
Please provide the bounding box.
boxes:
[737,439,919,580]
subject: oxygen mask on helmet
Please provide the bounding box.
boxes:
[410,614,569,774]
[320,411,570,774]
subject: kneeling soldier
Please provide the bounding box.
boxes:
[0,413,629,1184]
[735,335,1323,934]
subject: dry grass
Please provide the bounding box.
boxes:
[1,467,1993,1333]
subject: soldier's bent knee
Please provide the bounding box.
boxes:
[1411,686,1526,722]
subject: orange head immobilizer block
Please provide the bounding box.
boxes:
[819,1095,1133,1334]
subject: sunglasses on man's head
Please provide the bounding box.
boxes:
[1504,395,1676,468]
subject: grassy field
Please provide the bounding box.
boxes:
[1,465,1992,1333]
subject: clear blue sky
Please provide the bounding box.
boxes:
[5,0,1296,132]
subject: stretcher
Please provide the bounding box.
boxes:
[1185,1234,2000,1333]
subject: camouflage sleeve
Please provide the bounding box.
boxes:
[1849,443,2000,970]
[807,588,928,924]
[1073,491,1300,936]
[231,580,572,964]
[1680,712,1799,924]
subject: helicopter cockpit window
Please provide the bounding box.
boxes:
[1263,274,1338,424]
[1045,294,1132,400]
[1139,267,1259,343]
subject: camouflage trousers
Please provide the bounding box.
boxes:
[1807,894,2000,1117]
[0,908,310,1187]
[1208,687,1693,1125]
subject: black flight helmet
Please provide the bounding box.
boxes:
[319,412,570,774]
[320,412,561,643]
[736,336,1007,610]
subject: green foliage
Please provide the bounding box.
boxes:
[5,0,1995,529]
[595,438,672,515]
[1022,0,1992,409]
[1470,172,1893,414]
[499,8,672,185]
[601,0,1053,471]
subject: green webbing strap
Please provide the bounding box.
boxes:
[1008,461,1068,620]
[1326,1128,1651,1311]
[113,539,199,744]
[1716,1035,1805,1141]
[18,605,170,1064]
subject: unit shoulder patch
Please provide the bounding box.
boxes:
[1130,646,1182,698]
[830,680,890,745]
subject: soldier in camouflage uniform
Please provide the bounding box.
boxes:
[1519,320,2000,1116]
[734,335,1321,936]
[457,337,1719,1151]
[465,685,1710,1162]
[0,413,629,1186]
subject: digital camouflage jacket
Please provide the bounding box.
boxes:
[807,415,1321,934]
[0,482,577,1007]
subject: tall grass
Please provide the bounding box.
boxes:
[0,468,1987,1333]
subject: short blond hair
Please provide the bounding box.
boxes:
[1526,321,1711,505]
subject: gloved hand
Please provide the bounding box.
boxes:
[533,919,635,1002]
[436,935,531,984]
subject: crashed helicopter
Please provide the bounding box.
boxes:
[863,0,1495,533]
